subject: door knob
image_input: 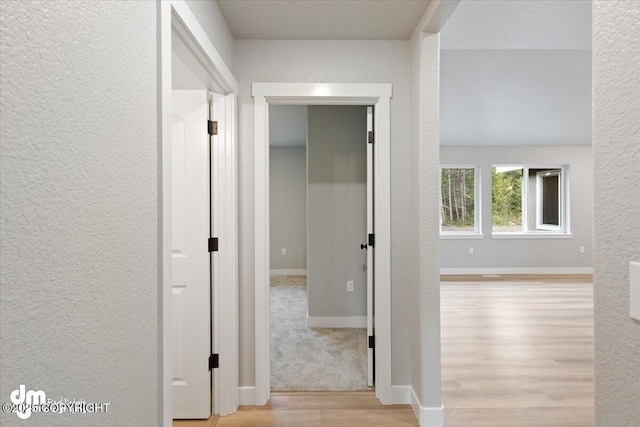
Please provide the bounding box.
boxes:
[361,243,368,250]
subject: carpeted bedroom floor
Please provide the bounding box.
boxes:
[270,275,369,392]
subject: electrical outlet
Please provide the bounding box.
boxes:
[469,247,474,255]
[347,281,354,292]
[281,248,286,255]
[580,246,585,254]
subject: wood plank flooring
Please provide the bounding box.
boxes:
[442,276,594,426]
[173,392,417,427]
[174,275,594,427]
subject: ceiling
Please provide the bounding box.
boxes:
[216,0,432,40]
[440,0,592,146]
[441,0,592,49]
[440,49,592,146]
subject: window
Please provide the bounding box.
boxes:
[440,166,480,235]
[537,170,562,231]
[492,165,569,235]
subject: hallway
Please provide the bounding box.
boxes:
[174,275,594,426]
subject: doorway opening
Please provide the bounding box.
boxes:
[252,83,393,405]
[268,105,372,392]
[160,2,239,423]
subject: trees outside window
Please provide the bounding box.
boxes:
[492,167,523,232]
[440,167,478,233]
[491,165,568,234]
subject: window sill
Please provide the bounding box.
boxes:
[491,232,573,239]
[440,233,484,240]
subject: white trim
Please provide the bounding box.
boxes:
[410,387,444,427]
[253,82,393,406]
[159,3,172,426]
[491,232,573,239]
[170,0,238,93]
[305,316,367,328]
[391,385,411,404]
[536,170,563,231]
[160,2,239,423]
[270,269,307,276]
[440,267,593,275]
[210,93,240,416]
[238,387,256,406]
[439,233,484,240]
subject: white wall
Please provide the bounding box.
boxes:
[440,146,593,272]
[269,147,307,271]
[236,40,412,386]
[0,2,159,426]
[269,105,308,147]
[409,29,443,412]
[184,0,235,73]
[593,1,640,425]
[440,49,592,146]
[307,106,367,318]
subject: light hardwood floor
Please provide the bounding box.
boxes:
[174,275,594,427]
[442,275,594,426]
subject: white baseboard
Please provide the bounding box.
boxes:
[305,315,367,328]
[238,386,255,406]
[410,387,444,427]
[391,385,411,404]
[270,269,307,276]
[440,267,593,275]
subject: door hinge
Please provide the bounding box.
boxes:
[208,237,219,252]
[368,131,374,144]
[208,120,218,136]
[209,353,219,370]
[368,233,375,248]
[368,336,375,349]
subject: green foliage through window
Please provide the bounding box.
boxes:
[492,167,523,232]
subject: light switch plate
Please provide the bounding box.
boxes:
[631,261,640,321]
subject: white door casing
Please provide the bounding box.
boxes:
[366,106,374,387]
[161,2,240,424]
[252,83,393,405]
[171,90,211,419]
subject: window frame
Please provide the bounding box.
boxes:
[439,164,482,238]
[491,164,571,237]
[536,170,563,232]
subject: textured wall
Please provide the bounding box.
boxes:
[236,40,412,386]
[409,30,443,409]
[184,0,236,74]
[307,106,367,318]
[440,146,593,271]
[270,147,307,271]
[0,2,159,426]
[593,1,640,425]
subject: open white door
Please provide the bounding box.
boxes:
[171,90,211,419]
[366,106,375,387]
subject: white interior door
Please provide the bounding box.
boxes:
[366,106,375,387]
[172,90,211,419]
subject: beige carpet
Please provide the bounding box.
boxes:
[270,275,368,391]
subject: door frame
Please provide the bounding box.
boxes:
[252,83,393,405]
[159,1,239,424]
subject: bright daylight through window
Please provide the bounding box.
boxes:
[492,165,568,234]
[440,167,479,234]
